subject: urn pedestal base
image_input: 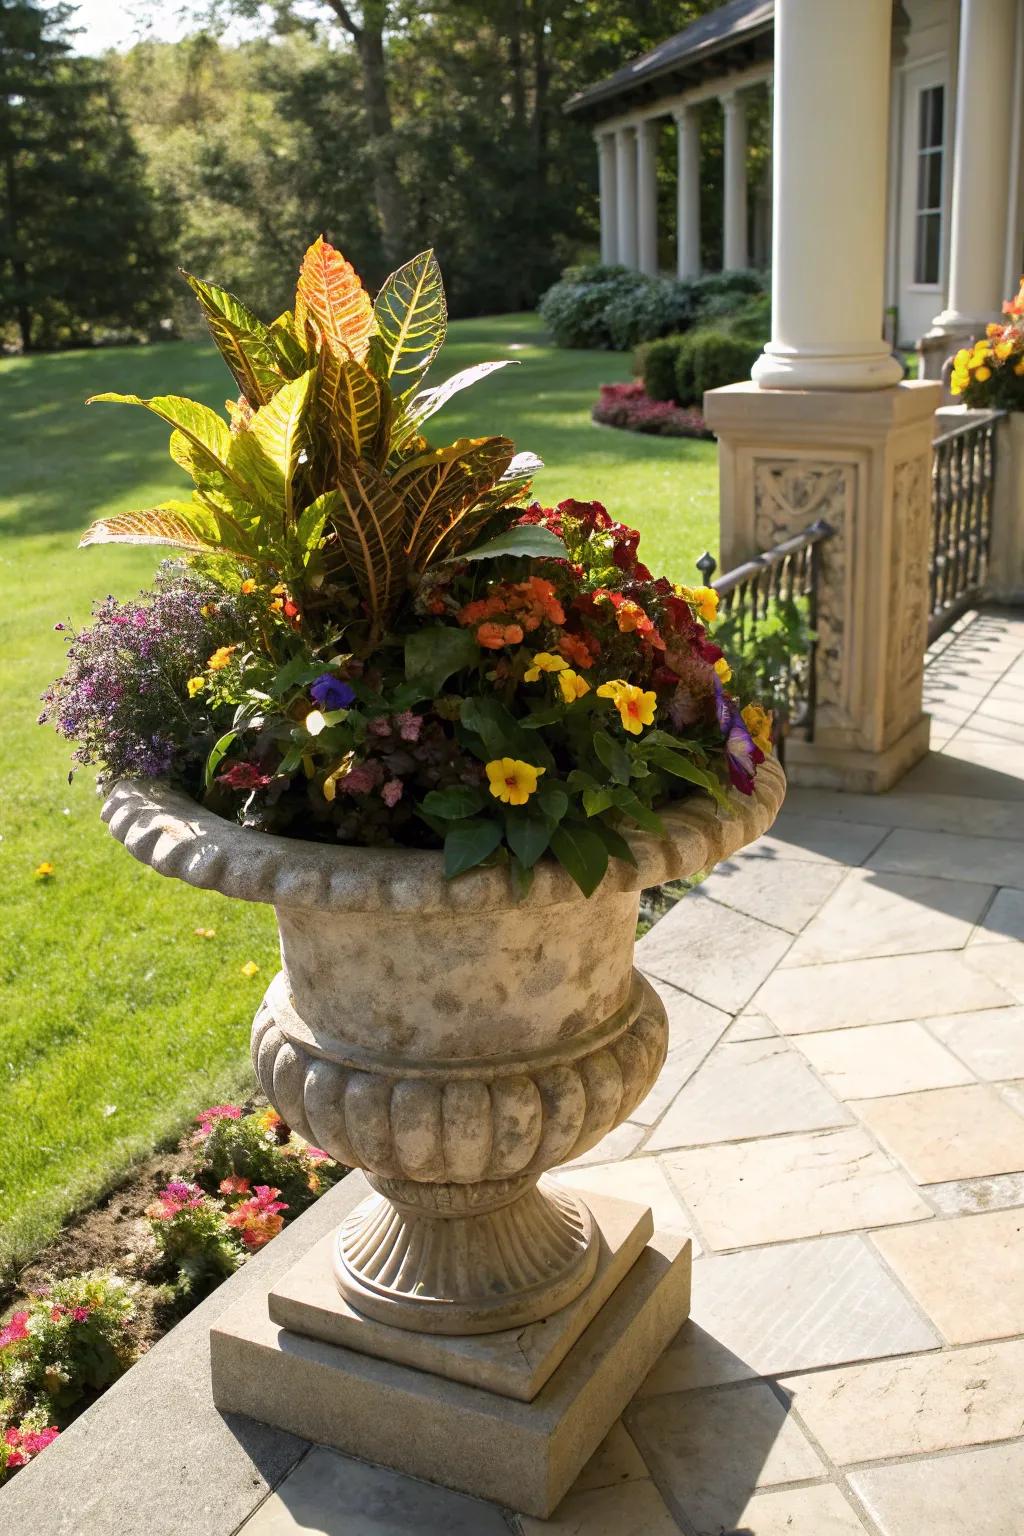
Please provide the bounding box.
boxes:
[210,1172,692,1518]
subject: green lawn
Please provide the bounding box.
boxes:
[0,313,718,1273]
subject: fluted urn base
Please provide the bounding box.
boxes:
[334,1176,598,1334]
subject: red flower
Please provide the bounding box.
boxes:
[0,1311,30,1349]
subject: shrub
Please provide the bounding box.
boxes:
[194,1103,342,1215]
[538,265,652,349]
[592,380,710,439]
[675,329,763,406]
[688,268,767,319]
[603,278,695,351]
[728,292,772,341]
[640,335,688,402]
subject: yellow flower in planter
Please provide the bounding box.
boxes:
[485,757,545,806]
[975,365,992,382]
[679,584,719,623]
[714,657,732,684]
[207,645,237,671]
[597,680,657,735]
[186,676,206,697]
[524,651,568,681]
[742,702,774,756]
[556,669,590,703]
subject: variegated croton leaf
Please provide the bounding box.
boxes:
[373,250,446,390]
[395,435,516,571]
[294,236,375,364]
[79,499,264,564]
[181,273,289,405]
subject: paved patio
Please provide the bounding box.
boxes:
[3,607,1022,1536]
[247,606,1024,1536]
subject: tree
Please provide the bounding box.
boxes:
[0,0,173,350]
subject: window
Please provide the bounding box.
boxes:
[913,83,945,285]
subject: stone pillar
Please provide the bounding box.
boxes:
[988,412,1024,603]
[636,120,660,276]
[597,133,618,264]
[929,0,1018,345]
[721,90,748,271]
[752,0,904,391]
[615,125,638,269]
[705,381,942,792]
[706,0,942,793]
[674,105,701,279]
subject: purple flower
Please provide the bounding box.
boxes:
[310,674,355,711]
[714,680,763,795]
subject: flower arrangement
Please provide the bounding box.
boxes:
[44,238,770,896]
[0,1271,137,1481]
[951,276,1024,407]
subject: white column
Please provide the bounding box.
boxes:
[931,0,1017,333]
[597,133,618,264]
[721,90,748,271]
[752,0,903,391]
[674,105,701,278]
[615,126,638,269]
[636,120,659,276]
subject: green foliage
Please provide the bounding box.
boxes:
[542,264,770,357]
[0,0,174,350]
[676,330,764,405]
[537,266,654,350]
[0,1271,137,1427]
[196,1106,343,1215]
[714,597,815,727]
[640,336,688,402]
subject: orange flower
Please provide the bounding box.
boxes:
[477,621,525,649]
[558,632,598,668]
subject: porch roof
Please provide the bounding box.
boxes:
[564,0,774,121]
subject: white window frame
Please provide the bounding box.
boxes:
[901,60,949,296]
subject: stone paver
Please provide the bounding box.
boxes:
[711,1484,868,1535]
[553,1156,701,1253]
[697,855,847,934]
[866,828,1024,887]
[756,950,1014,1033]
[738,811,888,867]
[781,1339,1024,1463]
[871,1208,1024,1343]
[793,1021,974,1099]
[928,1005,1024,1079]
[517,1479,679,1535]
[628,980,731,1127]
[645,1037,851,1152]
[638,890,792,1014]
[965,941,1024,1002]
[569,1422,648,1494]
[925,1170,1024,1215]
[781,869,992,966]
[639,1236,939,1393]
[626,1382,825,1536]
[849,1441,1024,1536]
[721,1011,776,1040]
[664,1127,932,1248]
[968,887,1024,945]
[853,1084,1024,1182]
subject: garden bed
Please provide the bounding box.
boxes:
[592,379,713,439]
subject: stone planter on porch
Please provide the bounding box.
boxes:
[101,757,784,1514]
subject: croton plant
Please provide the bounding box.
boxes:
[42,239,772,896]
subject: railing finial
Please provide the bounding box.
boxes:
[696,551,718,586]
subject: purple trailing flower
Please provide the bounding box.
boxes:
[714,680,763,796]
[310,674,355,711]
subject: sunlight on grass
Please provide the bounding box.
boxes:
[0,317,719,1270]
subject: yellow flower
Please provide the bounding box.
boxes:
[240,960,261,978]
[186,676,206,697]
[954,348,971,367]
[680,584,719,623]
[742,702,774,756]
[995,339,1014,360]
[975,365,992,382]
[950,373,965,396]
[322,752,356,803]
[524,651,568,682]
[194,927,217,939]
[1015,360,1024,376]
[207,645,237,671]
[597,680,657,735]
[485,757,545,806]
[557,669,591,703]
[713,657,732,684]
[240,579,256,594]
[304,709,327,737]
[34,861,55,879]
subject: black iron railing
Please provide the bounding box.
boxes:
[695,518,834,755]
[929,411,1003,642]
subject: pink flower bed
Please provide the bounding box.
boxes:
[592,379,711,439]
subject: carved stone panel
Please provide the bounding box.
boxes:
[886,455,931,734]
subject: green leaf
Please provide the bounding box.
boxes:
[643,746,721,794]
[404,627,478,694]
[79,500,259,563]
[88,392,248,493]
[267,311,311,374]
[182,272,284,405]
[269,656,326,698]
[460,697,554,769]
[229,370,315,522]
[593,729,633,785]
[582,786,614,817]
[460,524,567,563]
[294,492,333,569]
[610,786,665,835]
[204,730,238,790]
[421,785,485,819]
[590,819,638,866]
[638,729,702,756]
[566,769,600,794]
[317,353,381,464]
[504,809,553,870]
[443,817,503,878]
[535,782,569,823]
[373,250,447,385]
[550,821,610,898]
[509,855,536,900]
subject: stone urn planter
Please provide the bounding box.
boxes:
[102,756,784,1338]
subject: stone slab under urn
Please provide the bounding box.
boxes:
[101,754,784,1515]
[211,1172,692,1517]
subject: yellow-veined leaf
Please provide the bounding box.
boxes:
[181,272,284,405]
[391,359,514,453]
[228,369,315,526]
[395,435,514,570]
[373,250,446,385]
[329,463,407,634]
[268,310,311,375]
[316,351,381,465]
[78,500,262,562]
[294,237,374,364]
[88,391,261,500]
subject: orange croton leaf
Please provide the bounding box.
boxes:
[294,237,374,365]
